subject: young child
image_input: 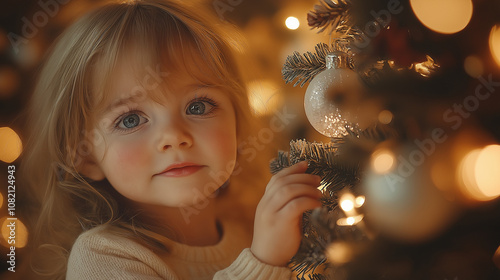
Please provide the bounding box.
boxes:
[22,0,322,279]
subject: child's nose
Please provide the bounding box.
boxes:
[157,120,193,151]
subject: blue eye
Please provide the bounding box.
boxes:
[186,98,217,116]
[115,112,147,131]
[187,101,206,115]
[122,114,140,128]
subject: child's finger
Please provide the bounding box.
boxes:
[265,173,321,194]
[273,161,309,178]
[264,183,322,213]
[278,196,322,219]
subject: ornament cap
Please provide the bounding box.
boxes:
[326,51,350,69]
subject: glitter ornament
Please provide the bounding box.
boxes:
[304,52,363,138]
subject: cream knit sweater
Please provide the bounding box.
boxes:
[66,218,292,279]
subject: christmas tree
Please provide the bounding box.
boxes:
[274,0,500,279]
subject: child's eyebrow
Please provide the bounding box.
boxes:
[100,84,221,114]
[185,83,214,91]
[102,95,143,114]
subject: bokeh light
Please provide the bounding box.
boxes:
[489,25,500,68]
[326,242,353,264]
[0,127,23,163]
[0,217,28,248]
[247,79,282,116]
[458,145,500,201]
[371,148,395,174]
[463,56,484,78]
[336,214,364,226]
[355,196,365,207]
[0,67,20,99]
[339,193,356,213]
[340,199,354,212]
[378,110,393,124]
[474,145,500,199]
[285,16,300,30]
[410,0,473,34]
[458,148,481,200]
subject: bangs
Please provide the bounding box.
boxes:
[89,1,244,114]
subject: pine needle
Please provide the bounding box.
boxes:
[281,43,334,87]
[307,0,352,35]
[270,126,397,279]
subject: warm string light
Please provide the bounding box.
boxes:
[410,0,473,34]
[0,127,23,163]
[355,196,365,206]
[337,214,364,226]
[0,127,26,249]
[337,193,365,226]
[371,148,396,174]
[340,199,354,212]
[0,217,28,249]
[458,144,500,201]
[474,145,500,198]
[489,25,500,68]
[285,16,300,30]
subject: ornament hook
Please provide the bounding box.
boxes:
[326,51,350,69]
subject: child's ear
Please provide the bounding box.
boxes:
[77,156,105,181]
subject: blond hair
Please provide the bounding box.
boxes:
[22,1,270,278]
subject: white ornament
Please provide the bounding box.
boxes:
[362,143,459,243]
[304,52,363,138]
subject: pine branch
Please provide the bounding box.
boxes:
[307,0,352,35]
[270,138,361,192]
[307,0,368,42]
[270,127,397,279]
[357,124,398,142]
[334,24,364,43]
[270,126,395,188]
[290,140,359,191]
[269,150,290,174]
[282,43,334,87]
[281,39,358,88]
[309,274,328,280]
[290,207,338,279]
[270,140,358,279]
[359,56,440,87]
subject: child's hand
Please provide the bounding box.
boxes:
[250,161,322,266]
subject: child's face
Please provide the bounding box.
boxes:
[87,58,238,209]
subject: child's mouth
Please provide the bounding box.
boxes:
[157,163,204,177]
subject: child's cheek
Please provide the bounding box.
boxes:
[112,139,152,175]
[207,123,237,159]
